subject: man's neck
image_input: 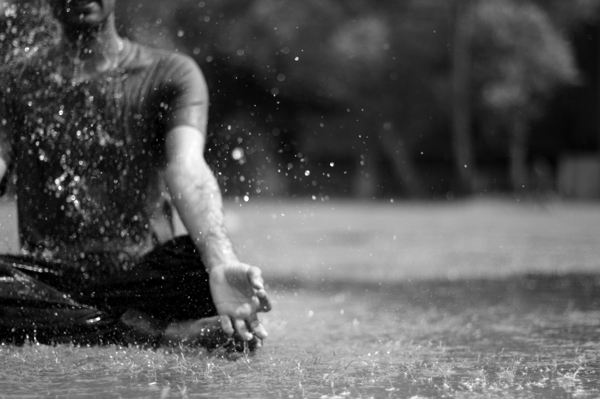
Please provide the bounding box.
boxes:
[57,15,123,77]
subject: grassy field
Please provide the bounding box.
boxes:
[223,197,600,283]
[1,197,600,398]
[3,196,600,282]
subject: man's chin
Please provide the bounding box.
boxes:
[57,8,108,28]
[57,17,107,33]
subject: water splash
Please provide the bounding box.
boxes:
[0,6,162,261]
[0,1,58,64]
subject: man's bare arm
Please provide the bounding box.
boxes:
[164,125,271,341]
[0,157,6,184]
[0,153,7,196]
[164,125,235,267]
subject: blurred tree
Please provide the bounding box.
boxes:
[110,0,599,198]
[531,0,600,28]
[170,0,453,198]
[451,0,476,194]
[470,0,579,192]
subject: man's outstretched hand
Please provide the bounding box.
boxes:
[209,262,272,341]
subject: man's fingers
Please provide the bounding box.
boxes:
[258,292,273,312]
[252,336,263,349]
[249,317,268,340]
[234,318,253,341]
[248,266,265,290]
[220,316,234,336]
[247,267,272,312]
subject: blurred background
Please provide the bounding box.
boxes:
[3,0,600,202]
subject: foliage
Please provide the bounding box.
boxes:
[471,0,579,118]
[4,0,600,196]
[531,0,600,29]
[111,0,600,196]
[467,0,582,191]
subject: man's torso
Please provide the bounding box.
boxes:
[0,40,205,261]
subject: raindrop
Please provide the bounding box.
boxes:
[231,147,244,161]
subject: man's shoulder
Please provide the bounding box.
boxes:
[124,41,200,75]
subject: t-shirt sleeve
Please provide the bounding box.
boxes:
[160,53,208,135]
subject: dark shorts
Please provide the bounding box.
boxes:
[0,236,218,346]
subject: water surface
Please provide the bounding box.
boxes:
[1,274,599,398]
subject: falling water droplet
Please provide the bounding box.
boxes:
[231,147,244,161]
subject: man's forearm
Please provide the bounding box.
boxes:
[0,157,6,181]
[165,160,237,270]
[0,157,7,195]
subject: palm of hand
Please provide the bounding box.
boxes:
[209,261,271,340]
[210,262,259,318]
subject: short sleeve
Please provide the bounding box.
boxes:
[160,54,208,134]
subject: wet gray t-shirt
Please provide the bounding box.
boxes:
[0,40,207,261]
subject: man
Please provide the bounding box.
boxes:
[0,0,271,349]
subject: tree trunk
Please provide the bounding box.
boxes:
[451,0,475,194]
[353,150,379,198]
[598,22,600,163]
[380,123,427,198]
[510,117,529,193]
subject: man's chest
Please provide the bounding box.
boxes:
[12,69,160,160]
